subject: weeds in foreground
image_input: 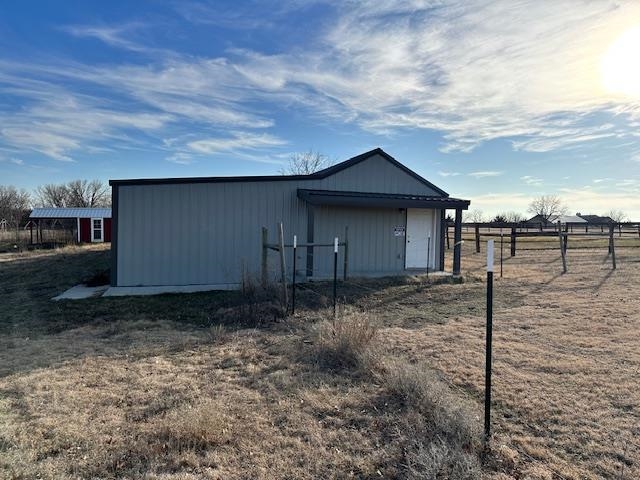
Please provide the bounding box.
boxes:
[380,360,483,479]
[209,273,285,326]
[308,310,483,479]
[312,310,377,371]
[155,400,235,452]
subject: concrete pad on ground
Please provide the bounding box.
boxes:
[52,284,109,301]
[103,284,236,297]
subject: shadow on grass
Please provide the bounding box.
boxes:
[0,246,476,380]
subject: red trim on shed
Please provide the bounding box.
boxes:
[104,218,112,242]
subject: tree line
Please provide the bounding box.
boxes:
[0,180,109,229]
[464,194,629,224]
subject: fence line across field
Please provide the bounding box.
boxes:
[262,221,634,476]
[459,222,632,273]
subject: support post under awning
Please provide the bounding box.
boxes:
[453,207,463,276]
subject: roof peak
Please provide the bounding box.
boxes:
[109,147,447,196]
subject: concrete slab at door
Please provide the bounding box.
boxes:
[405,208,434,268]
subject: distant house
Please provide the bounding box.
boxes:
[576,214,614,225]
[554,215,587,225]
[526,214,586,227]
[29,208,112,244]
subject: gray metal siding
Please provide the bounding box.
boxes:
[117,181,311,286]
[115,153,447,286]
[311,206,407,278]
[317,154,441,195]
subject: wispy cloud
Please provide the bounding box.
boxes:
[0,156,24,166]
[226,0,640,152]
[3,0,640,163]
[520,175,543,186]
[166,152,193,165]
[187,132,287,156]
[469,171,503,178]
[61,23,154,53]
[438,170,461,177]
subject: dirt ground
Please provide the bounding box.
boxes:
[0,241,638,479]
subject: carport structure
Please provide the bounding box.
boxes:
[29,208,112,245]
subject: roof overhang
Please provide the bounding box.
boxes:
[297,189,470,210]
[29,208,112,219]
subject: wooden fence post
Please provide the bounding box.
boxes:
[558,221,567,273]
[261,227,268,288]
[447,224,450,249]
[510,227,516,257]
[475,224,481,253]
[278,223,288,308]
[609,224,616,269]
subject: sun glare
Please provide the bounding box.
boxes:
[601,25,640,97]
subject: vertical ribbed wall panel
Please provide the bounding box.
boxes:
[115,153,446,286]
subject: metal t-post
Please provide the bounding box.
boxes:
[333,237,338,318]
[292,235,297,315]
[484,239,494,443]
[426,236,431,280]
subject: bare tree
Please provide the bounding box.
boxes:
[35,180,110,207]
[35,184,68,207]
[280,150,331,175]
[527,195,567,222]
[607,209,627,223]
[607,209,627,237]
[464,209,485,223]
[67,180,109,207]
[0,186,31,228]
[504,211,526,223]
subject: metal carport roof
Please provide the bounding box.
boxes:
[297,189,470,209]
[30,208,112,219]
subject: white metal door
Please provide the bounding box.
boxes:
[405,209,434,269]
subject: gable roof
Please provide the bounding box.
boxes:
[109,148,449,196]
[578,214,614,224]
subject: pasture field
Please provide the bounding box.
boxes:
[0,241,638,479]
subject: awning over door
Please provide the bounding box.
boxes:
[297,189,470,210]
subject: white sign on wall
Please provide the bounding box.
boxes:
[393,226,406,237]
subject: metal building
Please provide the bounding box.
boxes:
[109,148,470,288]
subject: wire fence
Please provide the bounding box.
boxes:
[284,248,637,478]
[262,222,638,477]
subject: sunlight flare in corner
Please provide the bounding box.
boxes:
[601,25,640,97]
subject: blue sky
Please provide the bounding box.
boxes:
[1,0,640,218]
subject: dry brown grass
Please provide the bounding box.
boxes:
[0,242,639,478]
[312,310,377,371]
[378,360,482,479]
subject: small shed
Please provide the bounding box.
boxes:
[109,148,470,289]
[29,208,112,244]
